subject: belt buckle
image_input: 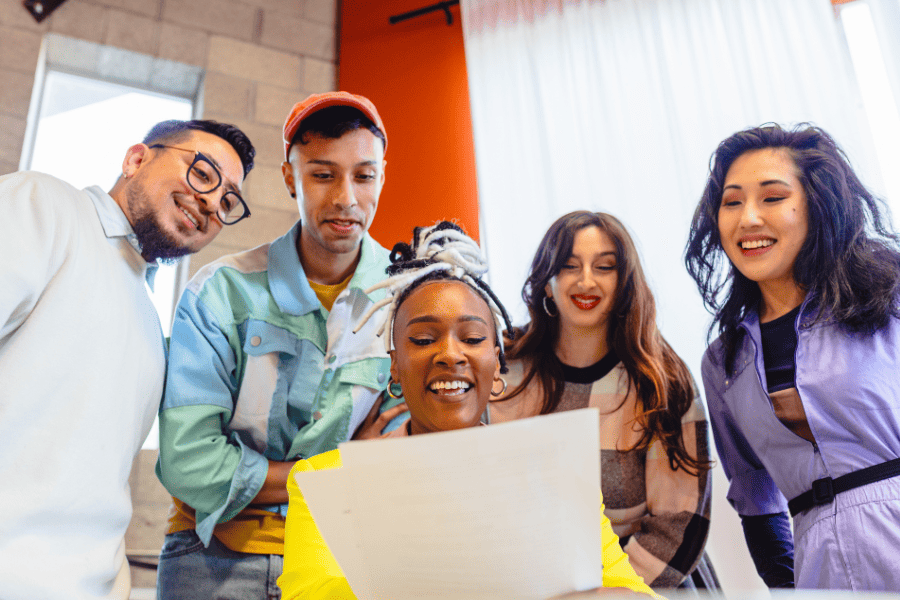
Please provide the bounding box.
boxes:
[811,476,835,505]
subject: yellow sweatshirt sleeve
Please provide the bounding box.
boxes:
[600,500,666,598]
[278,449,357,600]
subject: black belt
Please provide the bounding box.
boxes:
[788,458,900,517]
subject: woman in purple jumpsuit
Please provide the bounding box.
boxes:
[685,123,900,590]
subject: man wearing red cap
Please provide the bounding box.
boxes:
[155,92,392,599]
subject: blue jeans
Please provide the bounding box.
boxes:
[156,530,284,600]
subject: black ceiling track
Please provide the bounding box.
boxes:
[389,0,460,26]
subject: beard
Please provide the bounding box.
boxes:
[126,182,190,264]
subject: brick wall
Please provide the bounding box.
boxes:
[0,0,338,275]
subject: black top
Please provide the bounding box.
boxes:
[759,305,801,393]
[560,350,620,384]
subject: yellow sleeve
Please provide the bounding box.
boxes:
[601,500,666,599]
[277,449,357,600]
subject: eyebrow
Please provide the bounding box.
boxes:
[723,178,791,191]
[567,251,616,260]
[202,151,222,171]
[198,150,240,193]
[306,159,380,168]
[405,315,490,326]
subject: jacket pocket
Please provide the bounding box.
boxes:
[231,320,300,453]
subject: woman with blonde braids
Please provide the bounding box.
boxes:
[277,221,658,599]
[492,211,714,590]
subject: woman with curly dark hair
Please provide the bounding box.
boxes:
[685,123,900,590]
[492,211,714,590]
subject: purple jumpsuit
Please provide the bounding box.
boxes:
[702,300,900,590]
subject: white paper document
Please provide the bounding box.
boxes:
[293,408,603,600]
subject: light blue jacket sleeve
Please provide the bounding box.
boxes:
[701,347,788,517]
[156,286,269,545]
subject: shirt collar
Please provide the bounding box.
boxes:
[268,220,389,316]
[82,185,161,289]
[739,292,815,336]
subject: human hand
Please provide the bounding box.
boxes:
[353,394,409,440]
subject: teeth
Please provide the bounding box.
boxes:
[430,380,471,392]
[741,239,774,249]
[180,206,199,227]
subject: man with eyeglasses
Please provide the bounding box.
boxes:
[0,119,255,600]
[156,92,393,599]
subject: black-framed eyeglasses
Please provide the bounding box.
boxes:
[150,144,251,225]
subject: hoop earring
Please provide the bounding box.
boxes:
[542,295,558,317]
[490,376,508,397]
[386,378,404,399]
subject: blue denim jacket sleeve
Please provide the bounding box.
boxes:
[701,345,789,516]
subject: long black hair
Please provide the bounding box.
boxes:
[685,123,900,373]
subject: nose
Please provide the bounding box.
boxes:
[577,265,593,289]
[435,336,466,366]
[332,175,358,209]
[739,199,764,228]
[194,189,222,215]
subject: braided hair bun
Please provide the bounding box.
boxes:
[354,221,514,373]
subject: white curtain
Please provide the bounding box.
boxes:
[842,0,900,215]
[866,0,900,114]
[460,0,879,592]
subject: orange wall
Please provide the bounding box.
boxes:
[338,0,480,248]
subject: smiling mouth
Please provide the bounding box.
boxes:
[174,199,201,230]
[571,295,601,310]
[740,239,774,250]
[428,379,473,397]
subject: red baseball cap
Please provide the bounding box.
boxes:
[282,91,387,160]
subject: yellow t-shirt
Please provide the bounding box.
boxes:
[166,497,286,554]
[308,274,353,312]
[277,450,663,599]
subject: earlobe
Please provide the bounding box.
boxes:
[389,350,399,382]
[380,160,387,186]
[281,161,296,198]
[121,143,148,178]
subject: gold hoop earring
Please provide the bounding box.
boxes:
[542,295,558,317]
[491,376,508,397]
[386,378,403,399]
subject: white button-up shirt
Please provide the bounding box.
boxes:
[0,172,165,600]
